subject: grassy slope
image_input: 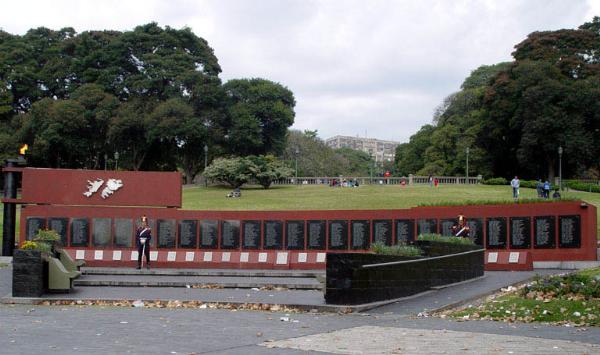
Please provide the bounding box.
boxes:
[446,268,600,326]
[2,185,599,244]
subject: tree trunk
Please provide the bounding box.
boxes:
[547,157,555,182]
[184,168,194,185]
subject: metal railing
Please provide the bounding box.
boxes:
[269,175,482,186]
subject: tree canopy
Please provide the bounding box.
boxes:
[395,17,600,180]
[0,23,295,182]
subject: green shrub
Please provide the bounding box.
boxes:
[565,181,600,193]
[371,242,423,257]
[34,229,60,244]
[482,177,507,185]
[520,180,537,189]
[417,233,476,245]
[417,197,578,207]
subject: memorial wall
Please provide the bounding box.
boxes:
[20,201,597,262]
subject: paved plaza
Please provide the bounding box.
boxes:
[1,264,600,354]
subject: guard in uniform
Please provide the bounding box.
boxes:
[451,215,470,238]
[136,216,152,269]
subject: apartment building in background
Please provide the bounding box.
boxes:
[325,135,401,163]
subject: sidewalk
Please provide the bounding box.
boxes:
[1,264,564,314]
[3,264,599,354]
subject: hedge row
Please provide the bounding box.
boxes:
[482,178,555,190]
[482,177,600,194]
[565,181,600,193]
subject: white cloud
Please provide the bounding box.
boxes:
[1,0,597,142]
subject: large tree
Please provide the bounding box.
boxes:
[222,78,295,156]
[0,23,231,173]
[481,17,600,180]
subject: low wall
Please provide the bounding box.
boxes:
[18,201,597,270]
[325,242,484,305]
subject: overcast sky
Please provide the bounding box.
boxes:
[1,1,599,142]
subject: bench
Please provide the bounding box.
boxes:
[47,256,81,292]
[58,249,85,272]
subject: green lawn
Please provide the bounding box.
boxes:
[182,184,555,210]
[181,184,600,238]
[2,184,600,245]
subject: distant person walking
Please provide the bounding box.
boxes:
[510,176,520,200]
[429,175,433,187]
[536,179,543,198]
[543,180,551,199]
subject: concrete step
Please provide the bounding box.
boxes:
[74,274,323,290]
[81,267,324,278]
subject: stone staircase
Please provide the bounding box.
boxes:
[75,267,325,291]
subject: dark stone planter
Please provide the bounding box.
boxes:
[12,250,47,297]
[325,243,484,305]
[413,240,480,257]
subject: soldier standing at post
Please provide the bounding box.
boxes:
[136,216,152,269]
[451,215,471,238]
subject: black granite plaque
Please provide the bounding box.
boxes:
[157,219,176,248]
[114,218,133,247]
[26,217,46,241]
[286,220,305,250]
[467,218,484,246]
[559,215,581,248]
[440,218,457,237]
[373,220,392,246]
[48,218,68,246]
[92,218,112,247]
[417,219,437,236]
[242,220,261,249]
[136,218,157,247]
[307,220,326,249]
[351,220,370,249]
[486,217,507,249]
[200,220,219,249]
[264,220,283,250]
[221,220,240,249]
[395,219,414,244]
[178,220,197,248]
[70,218,89,247]
[534,216,556,248]
[510,217,531,249]
[328,220,348,250]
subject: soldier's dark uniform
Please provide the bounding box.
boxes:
[451,215,470,238]
[136,218,152,269]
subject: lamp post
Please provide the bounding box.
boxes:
[294,147,299,184]
[370,154,374,184]
[558,146,563,191]
[204,144,208,187]
[466,147,470,184]
[104,153,108,171]
[114,151,119,170]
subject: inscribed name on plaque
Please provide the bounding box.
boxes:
[534,216,555,248]
[328,220,348,250]
[486,217,507,249]
[221,220,240,249]
[307,220,326,249]
[200,220,218,248]
[286,220,305,250]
